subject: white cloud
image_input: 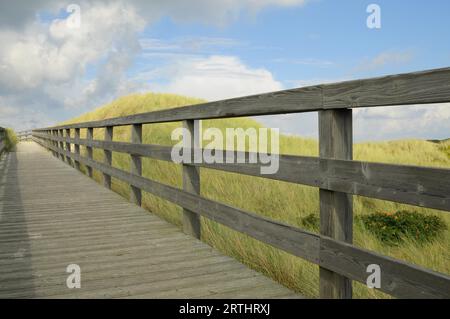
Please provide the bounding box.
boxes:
[353,50,414,73]
[0,0,308,130]
[0,2,144,91]
[145,55,283,101]
[0,0,308,29]
[1,0,447,142]
[126,0,308,26]
[354,104,450,141]
[0,1,146,129]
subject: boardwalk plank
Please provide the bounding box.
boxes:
[0,142,298,299]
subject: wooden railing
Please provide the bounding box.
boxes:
[0,127,6,155]
[17,130,33,141]
[32,67,450,299]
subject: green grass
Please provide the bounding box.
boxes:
[359,210,447,245]
[60,92,450,299]
[2,128,18,151]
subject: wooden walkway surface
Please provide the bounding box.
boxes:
[0,142,300,299]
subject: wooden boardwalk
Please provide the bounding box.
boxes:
[0,142,300,299]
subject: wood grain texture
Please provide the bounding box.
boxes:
[34,137,450,298]
[323,67,450,108]
[52,130,58,158]
[0,128,5,155]
[86,127,93,178]
[65,129,72,167]
[130,124,142,206]
[0,141,298,299]
[35,137,320,263]
[33,67,450,131]
[182,120,201,239]
[74,128,80,170]
[30,65,450,300]
[58,129,65,162]
[319,109,353,299]
[34,131,450,212]
[320,237,450,299]
[103,126,113,189]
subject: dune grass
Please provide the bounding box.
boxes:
[2,128,18,152]
[61,92,450,298]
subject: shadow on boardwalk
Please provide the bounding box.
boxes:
[0,149,36,298]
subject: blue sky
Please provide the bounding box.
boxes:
[135,0,450,80]
[0,0,449,141]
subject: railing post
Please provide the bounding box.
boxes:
[182,120,201,239]
[86,127,93,178]
[49,130,55,157]
[74,128,81,170]
[130,124,142,206]
[58,129,65,161]
[54,130,58,157]
[104,126,113,189]
[65,129,72,166]
[319,109,353,299]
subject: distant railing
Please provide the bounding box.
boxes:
[0,127,6,155]
[32,67,450,299]
[17,130,33,141]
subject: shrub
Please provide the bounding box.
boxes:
[4,128,18,151]
[360,210,447,245]
[300,213,319,232]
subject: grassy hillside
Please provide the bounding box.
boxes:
[61,92,450,298]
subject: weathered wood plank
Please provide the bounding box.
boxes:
[35,138,320,263]
[32,138,450,299]
[320,237,450,299]
[1,141,297,299]
[103,126,113,189]
[182,120,201,239]
[130,124,142,206]
[58,129,65,162]
[86,127,93,177]
[74,128,80,170]
[34,131,450,212]
[0,127,5,156]
[323,67,450,108]
[319,109,353,299]
[65,129,72,167]
[33,67,450,131]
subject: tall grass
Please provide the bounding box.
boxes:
[61,92,450,298]
[2,128,18,151]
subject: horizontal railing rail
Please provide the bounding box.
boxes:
[17,130,33,141]
[32,67,450,299]
[33,132,450,212]
[34,67,450,131]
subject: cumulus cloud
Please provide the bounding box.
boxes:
[0,1,146,129]
[0,0,307,130]
[0,0,308,29]
[0,0,61,28]
[354,104,450,141]
[145,55,283,101]
[129,0,308,26]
